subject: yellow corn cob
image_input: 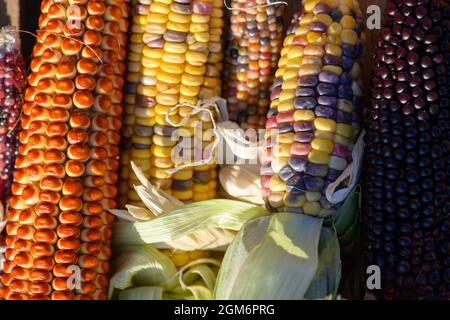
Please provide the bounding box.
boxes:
[0,0,129,300]
[119,0,151,207]
[120,0,224,207]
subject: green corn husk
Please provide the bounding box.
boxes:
[111,162,344,300]
[331,185,362,244]
[213,213,341,300]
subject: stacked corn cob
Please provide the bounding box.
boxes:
[0,0,129,300]
[119,0,224,206]
[0,28,25,204]
[363,0,450,300]
[261,0,364,217]
[223,0,284,130]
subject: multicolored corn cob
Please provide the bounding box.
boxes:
[0,27,25,204]
[261,0,364,217]
[223,0,284,130]
[0,0,129,300]
[363,0,450,300]
[119,0,224,206]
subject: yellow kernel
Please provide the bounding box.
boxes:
[156,82,179,95]
[295,26,310,36]
[186,51,208,66]
[143,47,163,59]
[185,63,206,76]
[167,21,189,33]
[151,145,172,158]
[301,56,322,66]
[142,67,158,76]
[269,175,286,192]
[287,46,304,60]
[277,133,295,144]
[308,150,331,165]
[340,15,357,29]
[315,13,333,26]
[141,57,160,69]
[164,42,187,54]
[341,29,358,45]
[283,35,295,46]
[152,134,177,147]
[298,64,321,76]
[282,68,298,80]
[307,32,327,45]
[157,71,181,84]
[322,65,343,75]
[328,22,343,35]
[191,13,210,24]
[314,118,337,132]
[151,157,173,169]
[193,32,210,43]
[168,12,191,24]
[300,14,314,25]
[137,84,156,97]
[286,57,303,68]
[278,56,288,68]
[162,52,186,64]
[190,23,209,33]
[304,0,321,12]
[282,78,298,90]
[180,85,200,97]
[336,123,353,138]
[145,23,166,34]
[130,135,152,146]
[147,13,168,24]
[156,93,179,106]
[179,95,198,106]
[173,169,193,181]
[160,62,184,75]
[277,100,294,112]
[304,44,324,57]
[294,110,315,121]
[182,74,204,86]
[150,2,169,14]
[325,44,343,56]
[279,89,295,101]
[311,138,334,154]
[192,193,211,202]
[328,34,343,45]
[193,183,210,193]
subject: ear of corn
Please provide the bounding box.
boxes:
[0,0,129,300]
[0,27,25,205]
[363,0,450,300]
[261,1,364,217]
[119,0,224,208]
[223,0,284,130]
[119,0,151,208]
